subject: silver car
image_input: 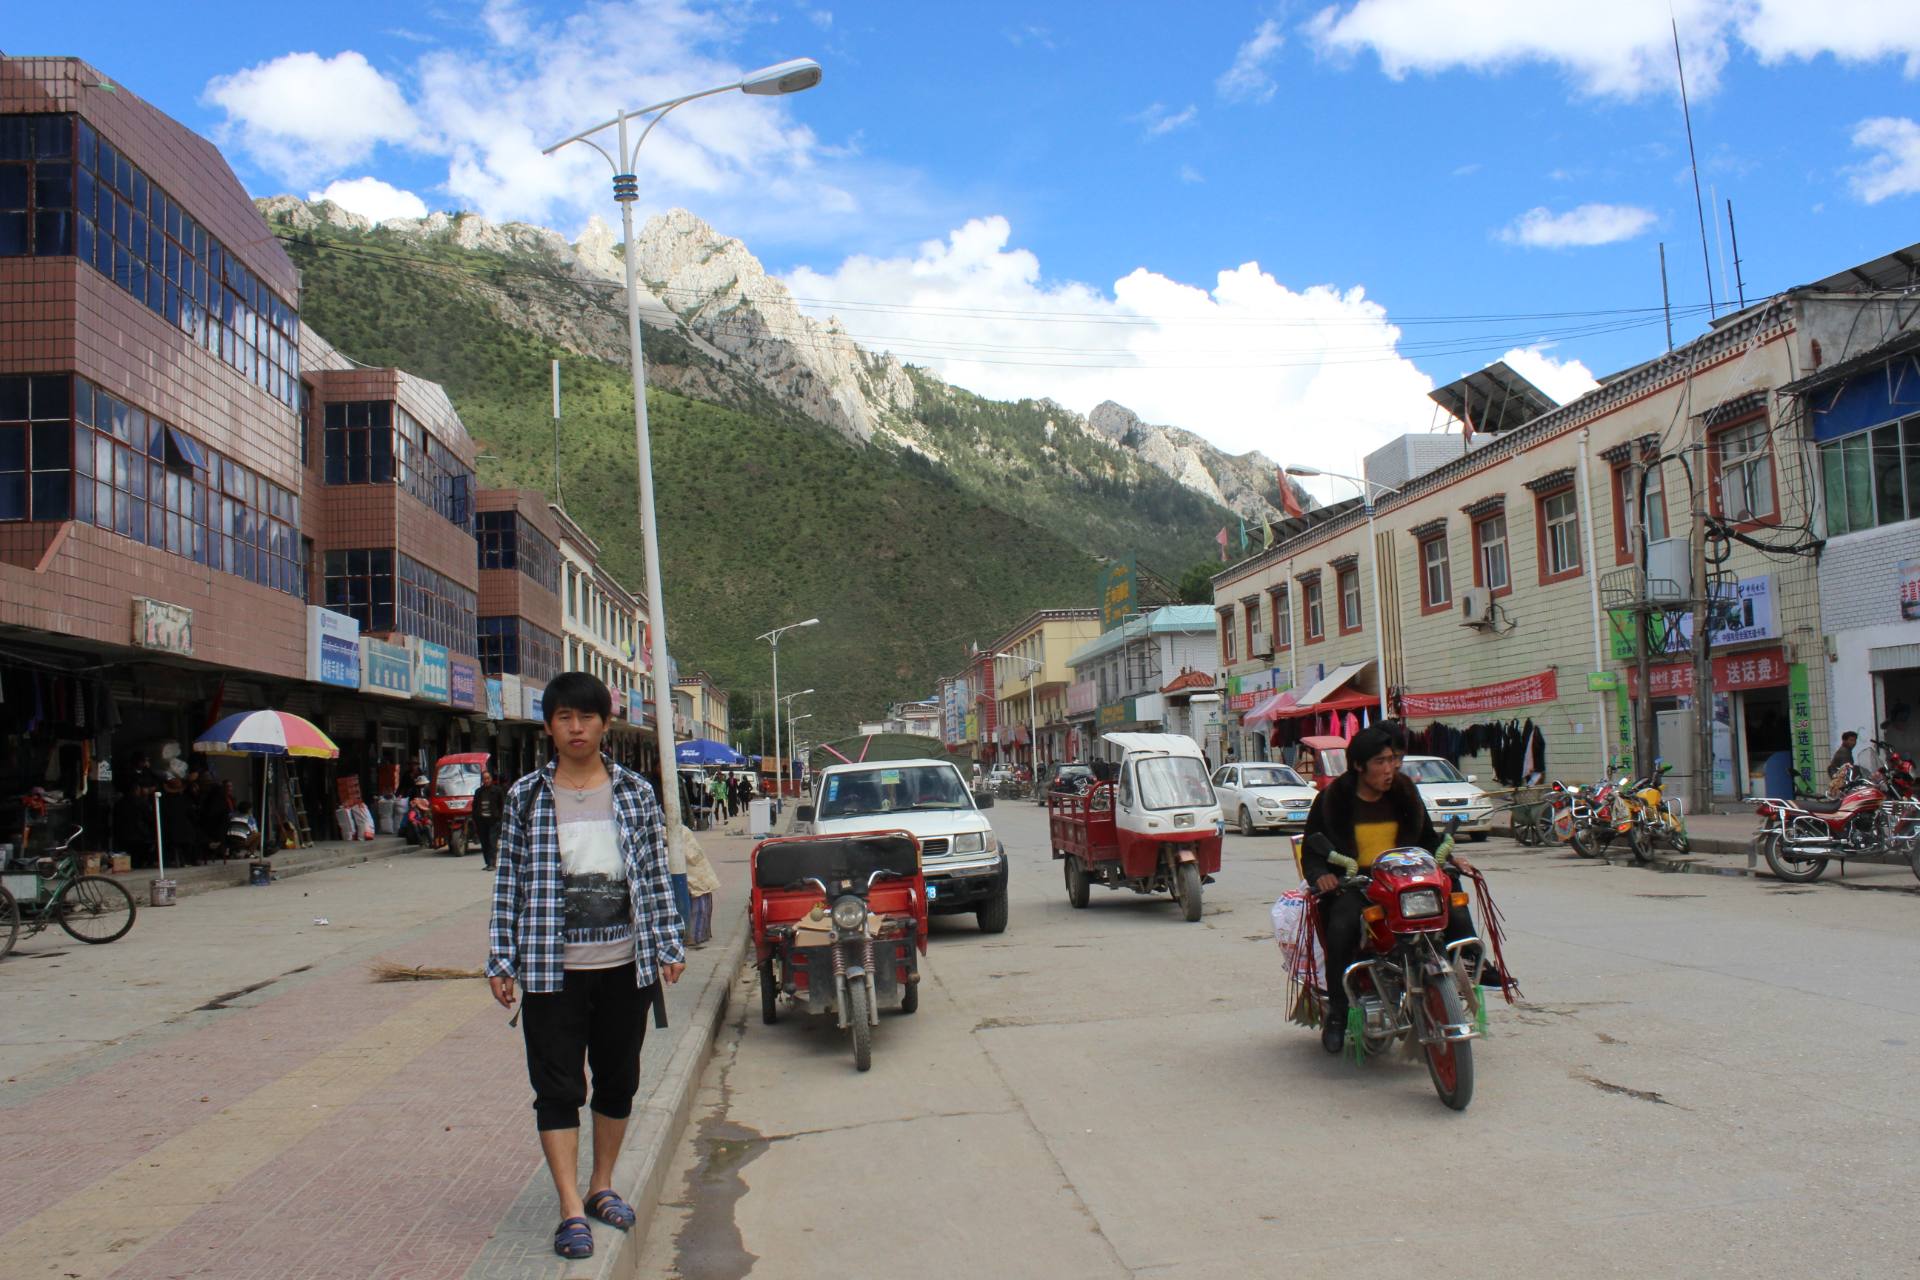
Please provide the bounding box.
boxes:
[1212,762,1317,836]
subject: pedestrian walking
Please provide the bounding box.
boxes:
[473,768,506,870]
[486,672,686,1262]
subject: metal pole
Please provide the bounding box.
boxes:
[616,113,683,849]
[1576,427,1610,774]
[1365,498,1388,720]
[769,634,781,805]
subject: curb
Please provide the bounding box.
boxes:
[155,838,424,900]
[593,909,750,1280]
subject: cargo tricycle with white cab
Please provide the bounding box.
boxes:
[1048,733,1223,922]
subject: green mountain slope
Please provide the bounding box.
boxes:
[282,230,1099,739]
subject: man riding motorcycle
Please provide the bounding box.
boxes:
[1301,725,1502,1054]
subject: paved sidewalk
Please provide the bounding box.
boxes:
[0,821,760,1280]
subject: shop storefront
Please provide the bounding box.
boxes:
[1626,645,1795,802]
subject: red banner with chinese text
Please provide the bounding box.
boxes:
[1625,646,1790,699]
[1401,670,1558,718]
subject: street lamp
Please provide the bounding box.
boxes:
[1284,466,1399,721]
[757,618,819,802]
[545,59,822,856]
[994,651,1043,772]
[777,687,813,795]
[787,712,813,791]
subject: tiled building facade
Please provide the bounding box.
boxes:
[0,55,685,853]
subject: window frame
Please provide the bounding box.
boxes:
[1243,594,1265,655]
[1269,585,1291,651]
[1471,510,1512,598]
[1301,576,1325,643]
[1217,606,1236,664]
[1534,484,1584,585]
[1708,412,1779,529]
[1820,416,1919,537]
[1611,457,1670,564]
[1416,531,1451,615]
[1336,564,1363,635]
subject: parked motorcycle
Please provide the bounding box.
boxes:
[1302,822,1484,1111]
[1752,763,1913,883]
[1621,762,1689,862]
[1565,772,1629,860]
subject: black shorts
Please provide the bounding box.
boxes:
[520,963,656,1131]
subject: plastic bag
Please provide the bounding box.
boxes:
[1271,886,1323,988]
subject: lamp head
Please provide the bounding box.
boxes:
[1283,466,1321,477]
[741,59,822,96]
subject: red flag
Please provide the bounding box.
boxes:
[1279,472,1304,520]
[1216,526,1229,562]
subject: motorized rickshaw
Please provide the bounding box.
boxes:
[430,752,489,854]
[1048,732,1223,922]
[750,831,928,1071]
[1295,735,1349,792]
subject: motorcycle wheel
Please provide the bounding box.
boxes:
[1420,980,1475,1111]
[1626,823,1654,864]
[758,960,778,1025]
[901,975,919,1015]
[1665,823,1692,855]
[847,980,873,1072]
[1176,862,1203,923]
[1758,832,1827,883]
[1570,825,1601,859]
[1063,858,1090,909]
[448,824,468,857]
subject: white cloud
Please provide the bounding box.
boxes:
[1305,0,1920,98]
[1496,346,1599,405]
[310,176,430,223]
[805,7,834,30]
[1218,19,1286,103]
[205,1,856,246]
[785,217,1440,478]
[1179,164,1206,184]
[1498,203,1656,248]
[1135,103,1199,138]
[1847,117,1920,203]
[204,51,421,180]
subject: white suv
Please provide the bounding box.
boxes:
[797,758,1009,933]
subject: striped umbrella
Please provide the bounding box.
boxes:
[195,710,340,759]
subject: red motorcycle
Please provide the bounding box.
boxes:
[1752,761,1913,883]
[1302,824,1485,1111]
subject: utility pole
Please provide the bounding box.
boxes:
[1633,452,1659,783]
[1689,431,1716,817]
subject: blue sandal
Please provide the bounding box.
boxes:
[584,1189,637,1230]
[553,1217,594,1259]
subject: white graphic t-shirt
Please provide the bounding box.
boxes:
[556,781,633,970]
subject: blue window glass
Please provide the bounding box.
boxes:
[32,423,69,466]
[30,375,69,421]
[73,425,92,475]
[0,164,25,209]
[0,212,24,256]
[0,118,27,161]
[34,163,71,209]
[0,426,24,469]
[76,215,93,263]
[0,377,25,421]
[34,211,71,257]
[74,479,92,523]
[32,472,69,520]
[0,473,25,520]
[75,165,93,215]
[75,119,95,171]
[33,115,70,159]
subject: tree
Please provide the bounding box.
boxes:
[1177,561,1219,605]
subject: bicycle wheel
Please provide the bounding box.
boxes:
[55,875,137,943]
[0,885,18,960]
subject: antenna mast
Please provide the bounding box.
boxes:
[1672,17,1717,320]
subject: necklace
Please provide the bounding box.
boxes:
[555,770,603,800]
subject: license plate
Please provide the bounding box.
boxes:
[1287,810,1306,820]
[926,883,938,900]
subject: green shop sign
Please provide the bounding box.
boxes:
[1100,559,1136,632]
[1788,663,1816,793]
[1096,698,1137,729]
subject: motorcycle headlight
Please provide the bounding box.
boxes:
[951,831,988,855]
[830,897,868,932]
[1399,889,1443,919]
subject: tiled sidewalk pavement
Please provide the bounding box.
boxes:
[0,827,756,1280]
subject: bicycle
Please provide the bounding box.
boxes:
[0,824,138,960]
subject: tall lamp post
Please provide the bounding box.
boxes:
[776,688,813,797]
[787,712,813,791]
[994,651,1043,772]
[545,57,822,850]
[758,618,819,802]
[1283,466,1399,721]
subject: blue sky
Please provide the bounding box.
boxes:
[14,0,1920,477]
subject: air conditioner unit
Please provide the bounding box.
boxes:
[1459,587,1494,629]
[1251,640,1274,659]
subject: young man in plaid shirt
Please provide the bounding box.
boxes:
[486,672,685,1261]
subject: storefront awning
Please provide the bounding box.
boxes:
[1243,690,1297,725]
[1296,661,1368,708]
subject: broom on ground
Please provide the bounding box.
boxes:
[370,960,485,982]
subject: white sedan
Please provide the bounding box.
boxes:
[1212,762,1318,836]
[1401,756,1495,840]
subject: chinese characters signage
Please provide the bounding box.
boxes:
[305,607,359,688]
[1624,646,1791,698]
[1401,670,1558,718]
[1096,698,1137,729]
[1901,560,1920,621]
[1788,662,1816,793]
[1100,560,1135,632]
[448,655,480,711]
[361,637,412,698]
[408,638,449,704]
[132,597,192,656]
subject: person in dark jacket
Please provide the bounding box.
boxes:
[1302,725,1492,1055]
[473,769,507,870]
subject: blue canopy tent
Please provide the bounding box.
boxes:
[677,738,746,766]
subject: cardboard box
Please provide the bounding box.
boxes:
[78,853,103,875]
[109,853,132,874]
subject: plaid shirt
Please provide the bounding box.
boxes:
[486,757,685,994]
